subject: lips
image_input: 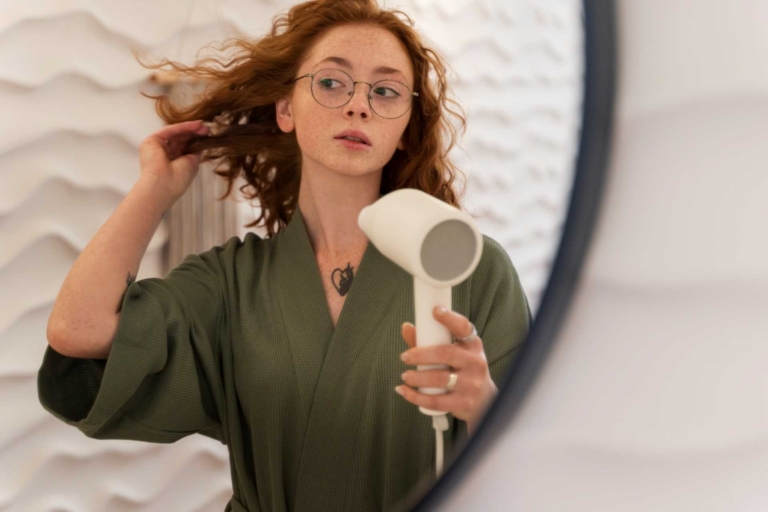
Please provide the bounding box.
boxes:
[334,130,372,146]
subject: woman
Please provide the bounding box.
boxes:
[38,0,530,510]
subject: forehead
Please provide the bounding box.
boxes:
[303,24,414,83]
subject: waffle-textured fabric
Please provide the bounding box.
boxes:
[37,205,530,512]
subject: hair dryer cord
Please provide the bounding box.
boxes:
[432,413,450,477]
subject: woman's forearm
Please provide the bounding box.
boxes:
[46,177,173,359]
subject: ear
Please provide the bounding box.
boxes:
[275,96,295,133]
[397,137,406,151]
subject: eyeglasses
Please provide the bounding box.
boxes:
[287,68,418,119]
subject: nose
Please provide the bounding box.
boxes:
[345,82,372,119]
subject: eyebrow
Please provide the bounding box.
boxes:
[315,56,407,79]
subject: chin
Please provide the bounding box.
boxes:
[320,155,384,176]
[330,164,383,177]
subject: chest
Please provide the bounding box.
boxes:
[324,291,345,330]
[316,255,361,330]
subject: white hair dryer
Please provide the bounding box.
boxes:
[358,188,483,416]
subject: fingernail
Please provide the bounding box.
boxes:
[400,351,410,362]
[395,386,404,395]
[401,372,407,380]
[436,306,447,316]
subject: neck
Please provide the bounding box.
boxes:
[297,161,383,260]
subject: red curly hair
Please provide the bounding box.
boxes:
[137,0,468,238]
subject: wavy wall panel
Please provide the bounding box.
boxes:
[0,0,582,510]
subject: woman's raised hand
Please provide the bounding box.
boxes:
[138,119,210,209]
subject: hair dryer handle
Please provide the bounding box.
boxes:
[414,277,453,416]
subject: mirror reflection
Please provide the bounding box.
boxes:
[14,0,584,510]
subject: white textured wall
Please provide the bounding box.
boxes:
[440,0,768,510]
[0,1,582,510]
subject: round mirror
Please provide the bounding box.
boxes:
[1,0,612,510]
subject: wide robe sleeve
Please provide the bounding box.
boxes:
[449,235,531,445]
[481,238,532,386]
[37,247,227,445]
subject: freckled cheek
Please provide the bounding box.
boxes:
[294,119,329,157]
[293,102,328,148]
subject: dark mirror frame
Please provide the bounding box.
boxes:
[404,0,617,509]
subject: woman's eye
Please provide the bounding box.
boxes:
[374,86,400,98]
[318,78,340,89]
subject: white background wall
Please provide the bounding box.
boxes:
[441,0,768,510]
[0,1,582,510]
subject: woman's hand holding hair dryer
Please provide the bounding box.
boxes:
[397,306,499,435]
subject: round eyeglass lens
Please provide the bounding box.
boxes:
[369,80,410,118]
[311,69,353,108]
[311,69,413,118]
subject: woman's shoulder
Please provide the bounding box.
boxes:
[199,231,265,259]
[476,232,521,281]
[186,232,267,279]
[471,232,529,314]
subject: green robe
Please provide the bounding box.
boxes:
[37,205,530,512]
